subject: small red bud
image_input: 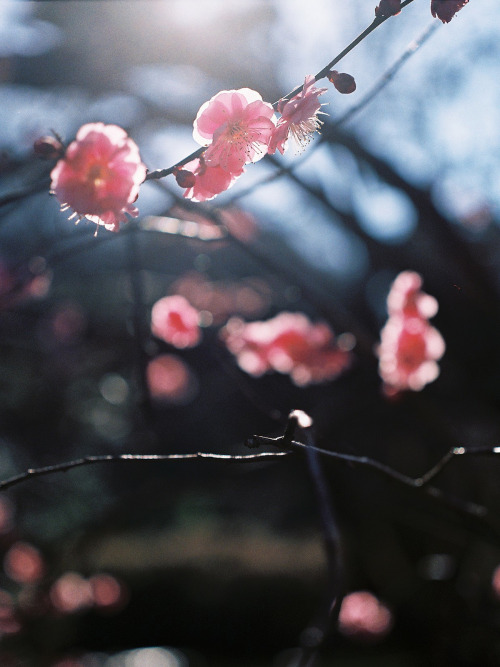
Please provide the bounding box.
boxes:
[174,169,196,189]
[328,71,357,95]
[33,136,64,160]
[375,0,401,18]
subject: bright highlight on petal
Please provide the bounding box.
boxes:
[50,123,147,232]
[193,88,276,173]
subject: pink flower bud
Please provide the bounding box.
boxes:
[328,71,357,95]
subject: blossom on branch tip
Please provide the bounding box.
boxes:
[430,0,468,23]
[181,157,243,202]
[193,88,276,173]
[268,76,328,155]
[221,312,353,387]
[50,123,146,232]
[151,295,201,349]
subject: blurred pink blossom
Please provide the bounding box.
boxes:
[269,75,328,155]
[151,295,201,349]
[193,88,276,173]
[339,591,393,640]
[181,156,242,202]
[146,355,197,404]
[4,542,45,585]
[386,270,438,320]
[50,123,146,232]
[378,271,445,395]
[89,573,127,611]
[221,312,352,386]
[50,572,93,613]
[0,591,21,636]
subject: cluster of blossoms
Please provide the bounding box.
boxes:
[40,0,469,227]
[180,76,328,202]
[377,271,445,396]
[221,312,353,387]
[149,294,353,389]
[375,0,468,22]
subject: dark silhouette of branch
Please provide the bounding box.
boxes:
[1,431,499,545]
[322,125,500,309]
[0,451,291,492]
[0,177,50,209]
[249,434,500,546]
[334,20,440,128]
[284,0,418,103]
[284,411,345,667]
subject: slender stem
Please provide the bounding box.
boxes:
[144,0,418,182]
[0,451,290,492]
[296,422,345,667]
[144,147,205,181]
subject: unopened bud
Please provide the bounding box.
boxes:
[430,0,468,23]
[174,169,196,189]
[375,0,401,18]
[328,71,357,94]
[33,136,64,160]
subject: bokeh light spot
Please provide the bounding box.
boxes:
[4,541,44,584]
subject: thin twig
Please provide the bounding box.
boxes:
[281,0,417,103]
[0,451,291,492]
[1,437,498,534]
[144,0,417,182]
[250,435,498,527]
[223,20,438,207]
[334,20,440,128]
[287,413,344,667]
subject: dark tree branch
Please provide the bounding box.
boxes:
[144,0,418,182]
[284,412,345,667]
[0,451,291,492]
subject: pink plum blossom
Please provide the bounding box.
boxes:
[50,123,146,232]
[377,271,445,395]
[339,591,393,640]
[221,312,352,387]
[378,316,445,395]
[268,75,328,155]
[386,270,439,320]
[193,89,276,173]
[181,156,242,202]
[146,355,197,405]
[151,295,201,349]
